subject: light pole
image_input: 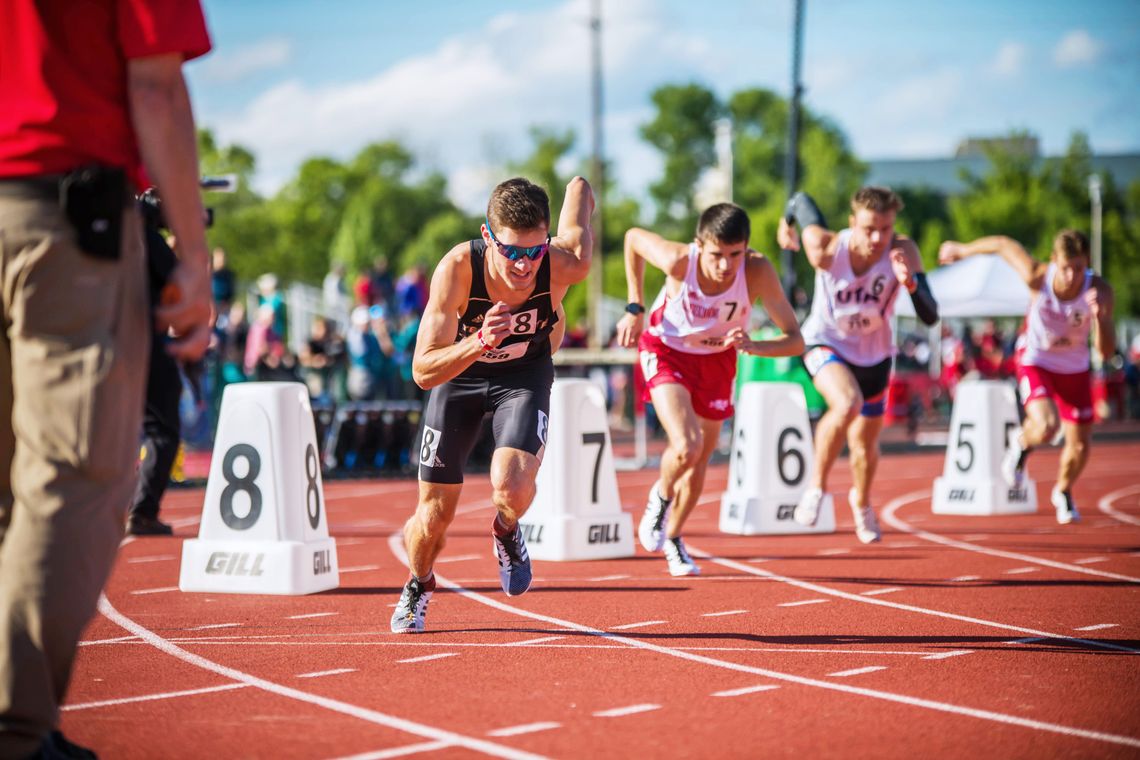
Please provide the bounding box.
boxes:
[1088,174,1102,274]
[782,0,805,299]
[588,0,605,348]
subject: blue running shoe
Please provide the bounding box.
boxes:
[493,523,532,596]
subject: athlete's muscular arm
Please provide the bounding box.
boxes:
[890,237,939,325]
[1088,276,1116,361]
[412,246,503,389]
[724,253,804,357]
[938,236,1046,291]
[614,228,689,348]
[778,191,836,271]
[549,176,596,287]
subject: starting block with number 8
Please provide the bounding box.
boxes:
[521,379,634,561]
[932,379,1037,515]
[720,382,835,535]
[179,382,340,594]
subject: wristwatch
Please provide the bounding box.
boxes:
[625,302,645,315]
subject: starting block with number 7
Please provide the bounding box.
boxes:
[179,382,340,595]
[520,379,635,561]
[719,382,835,534]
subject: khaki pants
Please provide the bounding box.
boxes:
[0,182,148,757]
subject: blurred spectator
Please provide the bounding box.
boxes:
[257,272,287,341]
[211,246,236,310]
[323,261,349,316]
[244,303,280,377]
[395,262,428,316]
[370,304,400,398]
[218,301,249,385]
[346,306,384,400]
[392,310,422,400]
[353,269,373,307]
[300,316,346,402]
[370,255,395,309]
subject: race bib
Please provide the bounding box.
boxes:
[477,342,528,363]
[835,306,884,337]
[682,332,730,350]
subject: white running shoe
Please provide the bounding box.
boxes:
[663,536,700,576]
[638,482,672,552]
[1051,487,1080,525]
[1000,433,1026,488]
[849,488,882,544]
[794,487,824,527]
[391,577,434,633]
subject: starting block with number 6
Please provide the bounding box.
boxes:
[521,379,634,561]
[719,382,835,535]
[932,380,1037,515]
[179,382,340,594]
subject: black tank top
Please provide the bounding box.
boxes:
[455,239,557,378]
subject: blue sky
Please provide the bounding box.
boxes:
[186,0,1140,212]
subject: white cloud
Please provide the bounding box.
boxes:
[990,41,1027,78]
[213,0,716,211]
[1053,29,1102,68]
[196,38,292,83]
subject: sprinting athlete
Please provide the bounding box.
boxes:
[779,186,939,542]
[939,230,1114,523]
[391,176,593,632]
[616,203,803,575]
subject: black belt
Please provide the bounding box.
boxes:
[0,174,66,199]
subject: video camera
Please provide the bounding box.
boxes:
[138,174,238,231]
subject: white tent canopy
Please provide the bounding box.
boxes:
[894,253,1030,319]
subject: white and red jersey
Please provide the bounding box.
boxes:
[645,243,751,355]
[800,229,901,366]
[1021,263,1093,374]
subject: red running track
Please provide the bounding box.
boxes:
[64,443,1140,758]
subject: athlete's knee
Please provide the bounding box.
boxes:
[670,435,704,471]
[413,497,455,536]
[1064,433,1089,460]
[490,468,536,512]
[831,393,862,423]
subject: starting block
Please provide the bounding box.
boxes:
[521,379,634,560]
[932,380,1037,515]
[720,382,835,534]
[180,382,340,594]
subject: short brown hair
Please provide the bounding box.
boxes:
[1052,229,1089,260]
[851,186,904,214]
[696,203,750,244]
[487,178,550,232]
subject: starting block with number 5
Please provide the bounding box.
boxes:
[720,382,835,535]
[521,379,634,561]
[179,382,340,594]
[932,380,1037,515]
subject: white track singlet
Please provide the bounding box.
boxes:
[645,243,751,355]
[1020,263,1093,374]
[800,229,900,365]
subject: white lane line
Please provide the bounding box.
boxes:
[1099,485,1140,527]
[63,683,249,711]
[778,599,829,607]
[882,490,1140,584]
[437,554,482,563]
[286,612,339,620]
[593,704,661,718]
[486,723,561,737]
[817,548,850,556]
[950,576,981,582]
[610,620,666,630]
[386,535,1140,750]
[746,557,770,564]
[1004,567,1040,575]
[1074,624,1119,632]
[127,554,177,564]
[396,653,458,664]
[702,610,747,617]
[78,635,139,647]
[333,740,456,760]
[828,666,888,678]
[1008,638,1046,645]
[860,587,903,596]
[131,586,180,595]
[1073,557,1108,565]
[340,565,382,574]
[963,535,989,541]
[516,636,566,646]
[711,685,780,698]
[97,596,542,760]
[335,538,367,546]
[923,650,975,660]
[297,668,358,678]
[187,623,240,631]
[588,574,630,582]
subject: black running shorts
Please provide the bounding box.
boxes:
[417,360,554,483]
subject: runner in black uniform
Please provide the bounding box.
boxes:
[392,176,594,633]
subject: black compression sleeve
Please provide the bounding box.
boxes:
[783,191,827,229]
[910,272,939,325]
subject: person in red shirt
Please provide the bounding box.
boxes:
[0,2,212,756]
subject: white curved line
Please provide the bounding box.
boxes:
[96,595,548,760]
[386,534,1140,748]
[1098,485,1140,527]
[879,489,1140,584]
